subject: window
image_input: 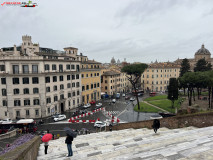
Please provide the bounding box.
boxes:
[97,83,100,87]
[54,96,58,102]
[76,82,80,87]
[0,65,5,71]
[52,76,57,82]
[60,84,64,90]
[54,85,57,91]
[13,78,19,84]
[13,65,19,74]
[66,64,70,70]
[48,108,50,114]
[72,83,75,87]
[33,88,39,94]
[152,75,154,78]
[86,85,89,90]
[59,64,63,72]
[91,84,93,89]
[24,99,30,106]
[46,87,50,92]
[86,74,88,77]
[16,111,20,117]
[26,110,30,116]
[97,73,99,76]
[23,77,29,84]
[55,105,57,111]
[111,86,112,89]
[73,99,75,105]
[32,77,39,84]
[44,64,50,71]
[72,91,76,97]
[147,75,149,78]
[105,86,107,90]
[77,65,80,71]
[82,86,85,91]
[72,75,75,80]
[67,75,71,80]
[5,112,7,116]
[67,83,71,88]
[60,94,64,100]
[105,80,107,83]
[2,89,6,96]
[52,64,57,70]
[32,65,38,73]
[77,90,80,96]
[34,99,40,105]
[1,78,6,84]
[71,65,75,69]
[2,100,7,106]
[45,77,50,83]
[82,74,84,78]
[91,73,93,77]
[46,97,51,104]
[76,74,79,79]
[22,65,29,73]
[94,73,96,76]
[59,75,63,81]
[14,100,21,106]
[14,88,20,95]
[94,83,96,88]
[35,109,39,116]
[23,88,29,94]
[68,92,71,98]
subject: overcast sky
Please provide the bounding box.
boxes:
[0,0,213,63]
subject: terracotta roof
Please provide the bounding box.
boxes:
[82,60,101,64]
[63,47,78,50]
[148,62,180,68]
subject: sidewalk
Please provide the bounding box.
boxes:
[143,101,169,113]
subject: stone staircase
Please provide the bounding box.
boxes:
[37,126,213,160]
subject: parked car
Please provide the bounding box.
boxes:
[125,96,130,100]
[52,113,60,118]
[83,103,91,108]
[90,100,96,104]
[116,93,120,99]
[96,103,102,107]
[130,97,135,101]
[94,121,106,128]
[138,93,143,97]
[112,99,116,103]
[53,114,66,122]
[149,92,156,96]
[122,93,126,97]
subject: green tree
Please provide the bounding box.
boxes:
[121,63,148,110]
[194,58,212,72]
[168,78,179,113]
[180,58,190,77]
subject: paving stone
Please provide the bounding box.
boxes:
[87,151,102,157]
[166,153,184,160]
[75,142,89,148]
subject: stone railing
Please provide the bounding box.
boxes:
[0,136,41,160]
[0,129,17,140]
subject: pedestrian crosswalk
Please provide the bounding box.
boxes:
[106,111,121,115]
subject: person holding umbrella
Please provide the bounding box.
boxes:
[41,132,52,154]
[64,127,77,157]
[150,115,162,133]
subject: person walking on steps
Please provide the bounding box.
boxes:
[44,141,49,154]
[152,119,160,133]
[65,134,73,157]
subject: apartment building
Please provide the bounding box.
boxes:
[142,62,180,92]
[0,35,81,120]
[78,54,101,104]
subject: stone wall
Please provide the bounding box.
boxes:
[0,136,41,160]
[109,111,213,131]
[0,129,17,140]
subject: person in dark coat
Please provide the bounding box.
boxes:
[152,119,160,133]
[65,134,73,157]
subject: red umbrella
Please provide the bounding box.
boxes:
[42,133,52,142]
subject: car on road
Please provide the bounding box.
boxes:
[90,100,96,104]
[94,121,106,128]
[53,114,66,122]
[112,99,116,103]
[130,97,135,101]
[122,93,126,97]
[83,103,91,108]
[95,103,102,109]
[125,96,130,100]
[138,93,143,97]
[52,113,60,118]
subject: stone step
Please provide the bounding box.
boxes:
[37,126,213,160]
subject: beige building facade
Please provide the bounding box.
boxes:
[0,36,81,120]
[142,62,180,92]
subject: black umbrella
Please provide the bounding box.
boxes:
[64,127,77,138]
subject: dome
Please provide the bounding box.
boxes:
[195,44,211,55]
[111,57,116,64]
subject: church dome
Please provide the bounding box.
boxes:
[195,44,211,55]
[111,57,116,64]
